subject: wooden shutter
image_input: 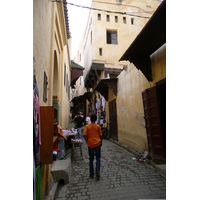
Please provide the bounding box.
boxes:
[40,106,54,164]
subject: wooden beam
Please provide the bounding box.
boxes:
[89,78,96,97]
[94,69,100,81]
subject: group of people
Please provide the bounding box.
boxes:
[57,111,105,179]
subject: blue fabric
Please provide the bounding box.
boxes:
[88,145,101,176]
[77,127,84,140]
[33,80,39,97]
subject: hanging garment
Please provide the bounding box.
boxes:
[102,96,105,111]
[33,79,39,97]
[97,98,101,110]
[33,90,41,145]
[33,112,36,165]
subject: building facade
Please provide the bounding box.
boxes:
[72,0,161,125]
[119,0,166,161]
[33,0,71,199]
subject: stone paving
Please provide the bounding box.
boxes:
[55,139,166,200]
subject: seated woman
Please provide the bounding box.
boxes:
[101,119,107,138]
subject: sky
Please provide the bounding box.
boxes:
[67,0,93,59]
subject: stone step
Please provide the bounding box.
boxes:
[50,155,71,185]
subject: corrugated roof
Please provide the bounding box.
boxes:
[71,60,84,70]
[63,1,71,39]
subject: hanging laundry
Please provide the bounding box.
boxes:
[102,96,105,111]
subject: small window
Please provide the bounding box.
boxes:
[131,18,134,25]
[79,54,81,62]
[107,30,117,44]
[115,16,118,23]
[43,71,48,103]
[64,64,66,86]
[99,48,102,56]
[123,17,126,24]
[91,31,92,44]
[66,73,68,93]
[98,13,101,20]
[106,15,110,22]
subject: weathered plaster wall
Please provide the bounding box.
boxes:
[117,43,166,153]
[33,0,52,107]
[33,1,71,199]
[117,64,153,152]
[33,1,53,199]
[61,45,71,128]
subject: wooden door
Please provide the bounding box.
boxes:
[109,99,118,140]
[40,106,54,164]
[142,86,165,160]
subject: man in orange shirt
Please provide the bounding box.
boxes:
[83,114,102,178]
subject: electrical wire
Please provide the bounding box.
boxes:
[92,0,154,15]
[49,0,151,19]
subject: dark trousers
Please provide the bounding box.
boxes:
[88,145,101,176]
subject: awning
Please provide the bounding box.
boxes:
[84,62,104,89]
[119,0,166,81]
[95,78,118,101]
[71,60,84,87]
[71,92,93,103]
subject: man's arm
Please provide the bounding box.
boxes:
[58,125,67,140]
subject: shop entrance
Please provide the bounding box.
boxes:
[109,99,118,140]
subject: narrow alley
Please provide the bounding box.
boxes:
[55,139,166,200]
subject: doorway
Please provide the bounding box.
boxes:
[109,99,118,140]
[142,79,166,160]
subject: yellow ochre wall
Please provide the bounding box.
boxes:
[33,1,71,199]
[81,0,161,80]
[117,44,166,153]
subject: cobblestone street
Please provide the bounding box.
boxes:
[55,139,166,200]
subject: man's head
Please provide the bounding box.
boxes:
[88,111,92,116]
[91,114,97,123]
